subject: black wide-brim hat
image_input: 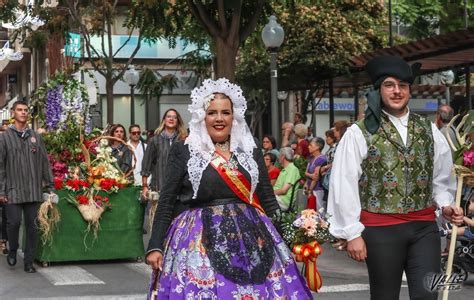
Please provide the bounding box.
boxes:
[365,55,421,88]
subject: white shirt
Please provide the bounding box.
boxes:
[327,110,456,241]
[127,140,150,186]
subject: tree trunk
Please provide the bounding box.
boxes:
[106,78,115,125]
[214,38,239,81]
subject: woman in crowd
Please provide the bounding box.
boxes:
[321,120,350,175]
[263,152,280,186]
[324,129,337,164]
[141,109,187,197]
[146,78,312,299]
[108,124,133,174]
[294,123,309,159]
[262,134,279,157]
[304,137,327,210]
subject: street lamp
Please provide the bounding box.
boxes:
[262,15,284,143]
[124,65,140,125]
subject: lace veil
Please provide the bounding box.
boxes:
[185,78,259,200]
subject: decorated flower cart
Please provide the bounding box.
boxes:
[32,73,145,265]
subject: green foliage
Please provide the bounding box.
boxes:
[136,68,163,104]
[237,1,386,92]
[393,0,474,40]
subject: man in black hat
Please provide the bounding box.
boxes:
[327,56,464,299]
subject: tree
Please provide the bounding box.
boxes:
[392,0,474,40]
[0,0,172,124]
[132,0,269,82]
[236,1,386,130]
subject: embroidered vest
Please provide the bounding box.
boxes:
[356,113,434,214]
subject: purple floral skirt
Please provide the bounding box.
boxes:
[147,202,312,299]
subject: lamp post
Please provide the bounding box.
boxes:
[262,15,284,144]
[124,65,140,125]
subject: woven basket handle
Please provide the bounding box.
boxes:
[87,136,137,179]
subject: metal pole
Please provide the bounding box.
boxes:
[270,51,279,145]
[354,86,359,120]
[467,67,472,110]
[329,79,335,127]
[465,0,469,29]
[130,85,135,125]
[311,92,316,138]
[389,0,393,47]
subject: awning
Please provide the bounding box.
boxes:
[333,27,474,88]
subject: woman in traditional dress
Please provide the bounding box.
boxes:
[146,78,312,299]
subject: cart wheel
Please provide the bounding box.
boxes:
[136,257,143,263]
[42,262,49,268]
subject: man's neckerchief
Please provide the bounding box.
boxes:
[9,125,32,140]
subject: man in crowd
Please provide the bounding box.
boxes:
[273,147,300,211]
[281,122,294,148]
[127,124,148,186]
[328,56,463,299]
[435,104,459,149]
[0,101,54,273]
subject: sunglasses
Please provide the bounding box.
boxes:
[131,132,141,135]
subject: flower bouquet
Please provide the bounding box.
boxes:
[280,208,331,292]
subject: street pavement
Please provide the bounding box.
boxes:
[0,236,473,299]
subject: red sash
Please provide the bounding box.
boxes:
[210,152,265,213]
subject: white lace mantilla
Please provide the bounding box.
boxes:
[185,78,259,200]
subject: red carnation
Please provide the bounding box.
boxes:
[76,195,89,205]
[54,178,63,190]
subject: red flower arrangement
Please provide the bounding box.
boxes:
[54,177,64,190]
[99,178,121,192]
[65,179,90,191]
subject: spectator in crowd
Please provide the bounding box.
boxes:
[141,109,187,198]
[306,126,314,141]
[127,124,148,186]
[281,122,294,148]
[324,129,337,163]
[0,100,55,273]
[333,120,350,143]
[273,147,301,211]
[108,124,133,174]
[294,124,310,159]
[262,134,279,157]
[304,137,327,210]
[293,112,303,125]
[435,104,459,149]
[320,121,350,177]
[327,55,462,299]
[264,152,280,186]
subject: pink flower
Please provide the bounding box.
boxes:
[464,150,474,166]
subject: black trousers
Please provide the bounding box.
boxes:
[362,221,440,300]
[5,202,41,265]
[1,204,7,240]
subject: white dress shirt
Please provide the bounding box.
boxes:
[127,140,150,186]
[327,110,456,241]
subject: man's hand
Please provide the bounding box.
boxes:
[0,195,7,204]
[442,205,464,226]
[146,251,163,271]
[141,186,149,199]
[347,236,367,262]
